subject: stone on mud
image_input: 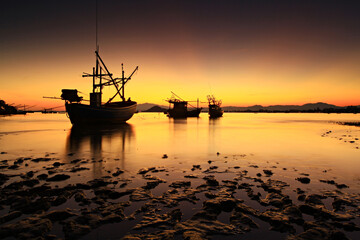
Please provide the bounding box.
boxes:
[296,177,311,184]
[169,181,191,188]
[46,174,70,182]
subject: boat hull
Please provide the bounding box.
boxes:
[65,101,137,125]
[208,105,223,118]
[209,110,223,118]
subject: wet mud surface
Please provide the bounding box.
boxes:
[0,150,359,240]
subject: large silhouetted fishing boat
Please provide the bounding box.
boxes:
[165,92,202,118]
[207,95,223,118]
[60,1,138,125]
[61,51,138,125]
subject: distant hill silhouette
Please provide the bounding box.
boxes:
[223,102,360,113]
[137,103,167,112]
[222,102,336,112]
[143,106,167,112]
[140,102,360,113]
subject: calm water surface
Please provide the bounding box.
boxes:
[1,112,359,189]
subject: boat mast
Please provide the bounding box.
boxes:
[83,0,138,104]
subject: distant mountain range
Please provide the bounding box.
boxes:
[137,102,360,113]
[137,103,167,112]
[143,105,167,112]
[222,102,343,112]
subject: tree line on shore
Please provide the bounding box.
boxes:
[0,100,17,115]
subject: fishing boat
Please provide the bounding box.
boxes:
[165,92,202,118]
[61,51,138,125]
[207,95,223,118]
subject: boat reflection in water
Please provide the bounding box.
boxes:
[66,123,134,178]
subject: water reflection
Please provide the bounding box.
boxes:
[208,117,222,154]
[169,118,188,136]
[66,124,134,177]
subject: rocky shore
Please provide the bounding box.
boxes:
[0,151,359,240]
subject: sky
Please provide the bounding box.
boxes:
[1,0,360,110]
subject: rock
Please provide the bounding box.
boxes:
[298,194,306,201]
[0,211,22,224]
[203,175,219,187]
[94,188,133,200]
[169,181,191,188]
[25,171,34,178]
[235,203,259,216]
[261,192,291,208]
[70,159,81,164]
[70,167,90,173]
[183,230,205,240]
[53,162,62,167]
[112,169,124,176]
[52,196,67,206]
[230,211,259,228]
[287,226,349,240]
[74,191,89,203]
[191,210,218,221]
[0,217,52,238]
[283,205,302,219]
[204,197,237,213]
[63,220,91,239]
[130,188,152,201]
[0,173,10,185]
[263,170,273,176]
[184,174,198,179]
[260,210,295,233]
[192,165,201,171]
[162,154,168,159]
[283,206,304,224]
[22,179,40,187]
[8,164,19,169]
[175,219,241,236]
[138,167,155,174]
[13,197,51,214]
[43,209,77,221]
[335,183,349,189]
[31,157,52,163]
[296,177,311,184]
[46,174,70,182]
[87,178,111,188]
[143,180,161,190]
[319,179,336,185]
[204,192,217,199]
[305,194,324,205]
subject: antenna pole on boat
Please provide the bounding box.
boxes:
[95,0,98,52]
[122,63,125,101]
[100,67,102,96]
[92,67,95,93]
[171,91,186,102]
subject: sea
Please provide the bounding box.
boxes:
[0,112,359,239]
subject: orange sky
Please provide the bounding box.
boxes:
[1,1,360,110]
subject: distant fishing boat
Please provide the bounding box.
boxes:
[165,92,202,118]
[61,51,138,125]
[207,95,223,118]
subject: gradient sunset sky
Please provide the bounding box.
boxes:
[1,0,360,109]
